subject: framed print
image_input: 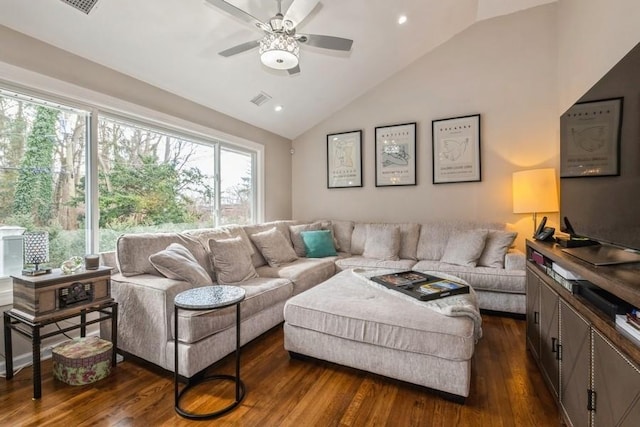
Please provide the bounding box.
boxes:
[560,97,622,177]
[327,130,363,188]
[432,114,481,184]
[375,122,417,187]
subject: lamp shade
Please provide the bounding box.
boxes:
[513,168,559,214]
[23,231,49,265]
[259,34,299,70]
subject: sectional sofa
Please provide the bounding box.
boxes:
[101,219,525,379]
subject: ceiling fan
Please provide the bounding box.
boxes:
[205,0,353,75]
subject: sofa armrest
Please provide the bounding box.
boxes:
[504,249,526,271]
[101,273,191,369]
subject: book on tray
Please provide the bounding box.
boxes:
[370,270,469,301]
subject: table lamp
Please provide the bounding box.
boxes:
[513,168,559,233]
[22,231,52,276]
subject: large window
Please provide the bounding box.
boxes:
[0,91,88,269]
[0,88,259,276]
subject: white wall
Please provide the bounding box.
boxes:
[557,0,640,112]
[292,5,559,249]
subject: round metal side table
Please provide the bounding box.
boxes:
[174,285,246,419]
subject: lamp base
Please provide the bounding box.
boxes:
[22,268,52,276]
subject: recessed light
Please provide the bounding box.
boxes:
[398,15,407,25]
[274,105,283,112]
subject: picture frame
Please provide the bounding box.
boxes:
[432,114,481,184]
[375,122,417,187]
[560,97,622,178]
[326,130,363,188]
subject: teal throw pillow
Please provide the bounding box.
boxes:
[301,230,337,258]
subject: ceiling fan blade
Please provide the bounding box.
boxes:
[205,0,268,32]
[287,65,301,75]
[219,40,261,57]
[282,0,319,30]
[298,34,353,51]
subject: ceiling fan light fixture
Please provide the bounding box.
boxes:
[259,34,299,70]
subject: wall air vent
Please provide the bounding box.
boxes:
[59,0,99,14]
[250,91,272,107]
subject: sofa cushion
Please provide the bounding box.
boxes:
[440,229,488,267]
[243,221,297,268]
[362,224,401,260]
[208,236,259,284]
[398,223,421,260]
[413,260,526,294]
[301,230,337,258]
[185,226,254,256]
[249,227,298,267]
[173,277,293,344]
[256,257,336,295]
[335,256,417,271]
[330,220,354,253]
[117,233,211,278]
[289,222,323,256]
[478,230,518,268]
[417,221,503,261]
[149,243,212,286]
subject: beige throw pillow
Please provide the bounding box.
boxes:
[478,230,517,268]
[362,224,401,260]
[208,237,258,284]
[149,243,212,286]
[289,222,323,257]
[249,227,298,267]
[440,229,489,267]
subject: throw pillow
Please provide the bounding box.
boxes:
[149,243,212,286]
[301,230,338,258]
[208,236,258,284]
[289,222,323,257]
[362,224,401,260]
[440,229,489,267]
[478,230,518,268]
[249,227,298,267]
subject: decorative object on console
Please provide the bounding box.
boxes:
[512,168,559,233]
[84,254,100,270]
[375,122,417,187]
[432,114,481,184]
[22,231,51,276]
[560,97,622,177]
[60,256,83,274]
[327,130,363,189]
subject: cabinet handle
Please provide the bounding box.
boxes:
[534,311,539,325]
[588,389,596,411]
[551,337,557,353]
[556,344,562,361]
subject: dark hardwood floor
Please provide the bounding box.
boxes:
[0,314,561,426]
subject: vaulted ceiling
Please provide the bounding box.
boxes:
[0,0,555,139]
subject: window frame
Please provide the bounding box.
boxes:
[0,79,264,305]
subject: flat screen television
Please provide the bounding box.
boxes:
[559,41,640,265]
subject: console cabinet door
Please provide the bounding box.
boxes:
[560,300,591,427]
[526,268,541,359]
[592,331,640,426]
[539,281,559,398]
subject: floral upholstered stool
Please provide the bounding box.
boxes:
[52,336,113,385]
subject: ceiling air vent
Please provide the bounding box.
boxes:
[59,0,99,14]
[250,91,272,107]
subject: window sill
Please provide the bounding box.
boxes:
[0,276,12,307]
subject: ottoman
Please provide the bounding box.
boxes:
[283,269,481,401]
[52,336,113,386]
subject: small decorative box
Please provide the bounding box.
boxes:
[52,336,113,385]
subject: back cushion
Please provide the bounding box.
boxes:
[243,220,297,267]
[417,221,504,261]
[350,222,420,259]
[329,220,354,253]
[117,233,209,278]
[350,223,368,255]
